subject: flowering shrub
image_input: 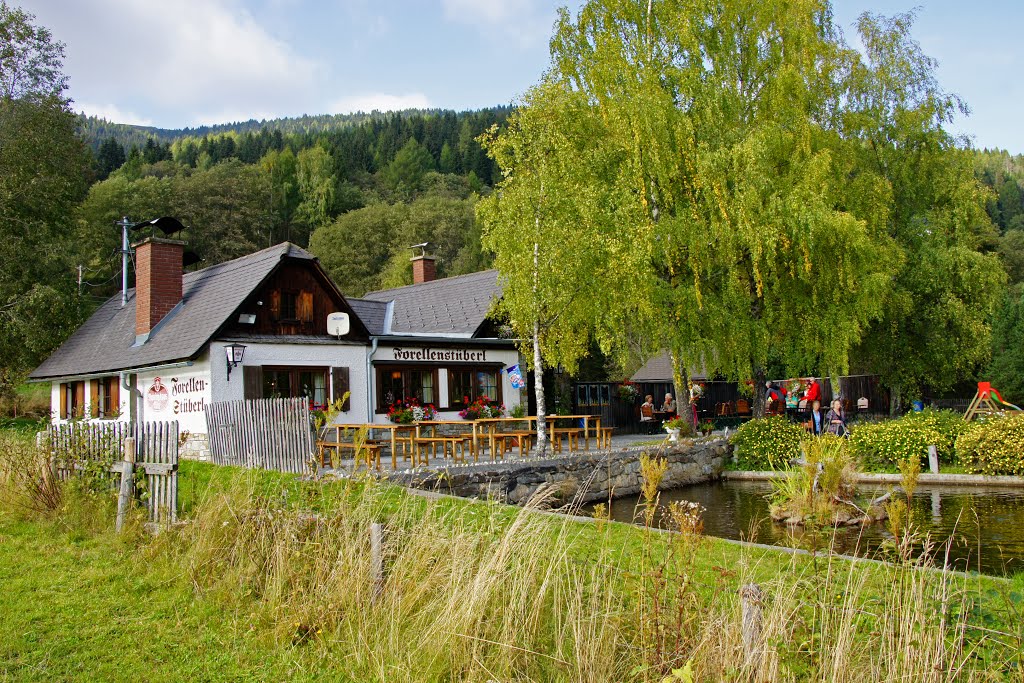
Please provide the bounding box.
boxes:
[955,413,1024,475]
[729,416,803,470]
[617,381,640,402]
[387,399,437,424]
[849,408,968,470]
[663,417,693,436]
[458,396,504,420]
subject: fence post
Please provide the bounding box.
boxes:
[370,522,385,601]
[116,436,136,532]
[740,583,764,666]
[927,445,940,474]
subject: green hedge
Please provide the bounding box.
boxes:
[955,414,1024,476]
[729,416,804,470]
[848,408,969,471]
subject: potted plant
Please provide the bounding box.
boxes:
[458,396,504,420]
[699,418,715,436]
[664,416,688,442]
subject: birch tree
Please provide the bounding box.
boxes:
[478,81,625,454]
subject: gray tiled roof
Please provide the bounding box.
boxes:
[347,298,388,336]
[30,243,316,380]
[631,350,707,382]
[362,270,501,336]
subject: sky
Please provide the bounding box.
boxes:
[19,0,1024,152]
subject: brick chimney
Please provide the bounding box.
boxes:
[134,237,185,337]
[411,254,436,284]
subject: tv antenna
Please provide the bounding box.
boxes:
[113,216,187,308]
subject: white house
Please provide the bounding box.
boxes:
[29,237,522,457]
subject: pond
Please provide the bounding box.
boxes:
[591,479,1024,576]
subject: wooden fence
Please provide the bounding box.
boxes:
[45,421,179,523]
[205,398,314,474]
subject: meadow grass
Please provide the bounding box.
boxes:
[1,429,1022,682]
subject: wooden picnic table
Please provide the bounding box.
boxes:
[413,420,479,463]
[319,423,416,470]
[475,414,602,456]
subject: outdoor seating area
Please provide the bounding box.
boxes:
[316,414,605,471]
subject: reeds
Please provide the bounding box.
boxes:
[1,444,1020,681]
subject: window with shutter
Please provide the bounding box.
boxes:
[297,291,313,322]
[89,380,99,418]
[331,367,350,410]
[243,366,263,400]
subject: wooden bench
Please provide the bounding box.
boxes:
[551,427,582,453]
[495,430,534,459]
[317,441,385,470]
[597,426,614,450]
[412,435,472,466]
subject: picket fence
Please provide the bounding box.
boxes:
[205,398,314,474]
[45,420,179,523]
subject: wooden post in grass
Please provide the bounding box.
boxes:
[116,437,136,532]
[370,522,385,600]
[740,583,764,666]
[927,445,940,474]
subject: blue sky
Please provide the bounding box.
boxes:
[21,0,1024,152]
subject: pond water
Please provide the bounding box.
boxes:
[591,479,1024,576]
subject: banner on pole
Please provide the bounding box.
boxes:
[506,364,525,389]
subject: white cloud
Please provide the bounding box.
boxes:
[441,0,554,47]
[22,0,322,127]
[329,92,431,114]
[75,102,154,127]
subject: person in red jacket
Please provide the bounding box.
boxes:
[804,377,822,404]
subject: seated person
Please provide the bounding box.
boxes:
[661,393,676,416]
[640,395,656,433]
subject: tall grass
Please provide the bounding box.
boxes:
[1,432,1021,681]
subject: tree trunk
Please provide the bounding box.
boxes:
[670,351,694,428]
[752,367,768,418]
[889,384,903,417]
[533,320,547,457]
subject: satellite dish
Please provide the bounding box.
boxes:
[131,216,186,236]
[327,312,350,337]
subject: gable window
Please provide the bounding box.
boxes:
[261,366,328,410]
[376,365,437,412]
[448,367,502,408]
[280,291,297,320]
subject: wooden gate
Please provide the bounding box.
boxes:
[204,397,314,474]
[45,421,179,523]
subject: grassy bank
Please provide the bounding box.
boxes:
[1,432,1023,681]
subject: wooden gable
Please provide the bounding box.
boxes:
[225,259,368,338]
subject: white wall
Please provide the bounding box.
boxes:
[210,340,370,423]
[370,343,523,423]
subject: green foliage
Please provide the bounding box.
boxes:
[987,286,1024,403]
[0,4,90,396]
[729,416,804,470]
[849,408,969,471]
[955,413,1024,476]
[769,436,857,518]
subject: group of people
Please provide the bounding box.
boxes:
[765,376,848,436]
[639,392,678,433]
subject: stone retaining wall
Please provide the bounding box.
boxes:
[388,438,731,505]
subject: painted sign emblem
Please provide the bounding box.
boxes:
[145,376,169,412]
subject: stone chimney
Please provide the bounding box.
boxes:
[134,237,185,338]
[411,254,436,284]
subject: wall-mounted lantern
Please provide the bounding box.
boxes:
[225,342,247,381]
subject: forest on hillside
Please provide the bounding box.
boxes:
[2,0,1024,406]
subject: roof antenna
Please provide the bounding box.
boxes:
[409,242,432,257]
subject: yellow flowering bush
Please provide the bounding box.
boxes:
[954,413,1024,476]
[729,416,803,470]
[849,409,968,471]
